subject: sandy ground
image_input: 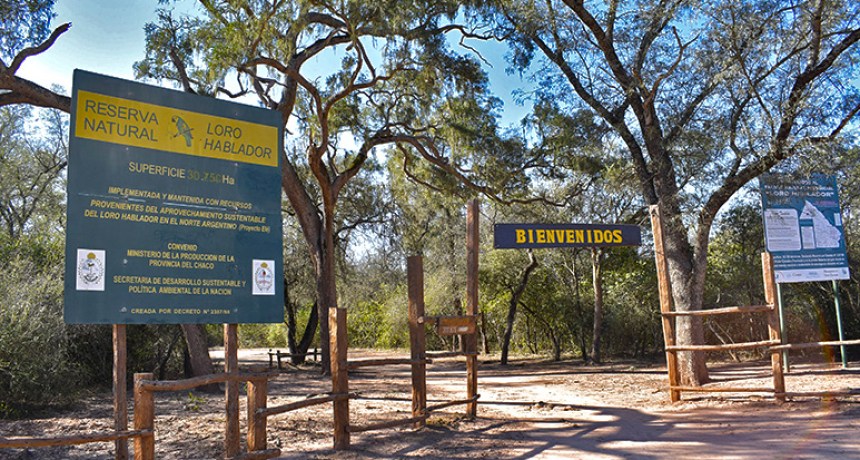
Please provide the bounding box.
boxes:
[2,349,860,459]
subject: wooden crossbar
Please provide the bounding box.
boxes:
[137,371,274,392]
[665,339,780,352]
[0,429,152,448]
[418,314,483,324]
[770,339,860,351]
[425,351,478,358]
[258,394,350,418]
[347,358,427,370]
[661,305,774,316]
[426,394,481,412]
[347,414,430,433]
[670,386,775,393]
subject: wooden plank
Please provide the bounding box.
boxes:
[136,371,272,392]
[259,394,349,418]
[661,305,773,316]
[650,205,680,402]
[0,430,152,449]
[771,339,860,350]
[465,199,479,417]
[113,324,128,460]
[666,339,780,351]
[425,351,478,358]
[670,386,775,393]
[408,256,427,429]
[347,414,429,433]
[425,394,480,412]
[437,316,477,335]
[224,324,240,458]
[331,307,350,450]
[347,358,426,369]
[133,373,155,460]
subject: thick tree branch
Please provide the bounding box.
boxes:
[8,23,71,73]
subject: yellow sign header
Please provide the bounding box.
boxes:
[74,90,279,167]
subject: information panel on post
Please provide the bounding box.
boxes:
[760,173,849,284]
[64,70,284,324]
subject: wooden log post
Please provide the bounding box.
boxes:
[133,373,154,460]
[650,205,681,402]
[114,324,128,460]
[331,307,350,450]
[465,199,479,418]
[408,256,427,428]
[247,367,269,452]
[762,253,786,402]
[225,324,240,457]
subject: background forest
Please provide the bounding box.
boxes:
[1,0,859,416]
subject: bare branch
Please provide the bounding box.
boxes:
[9,22,71,73]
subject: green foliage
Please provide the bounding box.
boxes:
[0,0,56,60]
[0,243,81,415]
[181,391,208,412]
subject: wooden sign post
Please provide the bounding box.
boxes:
[408,256,427,428]
[465,199,479,418]
[113,325,128,460]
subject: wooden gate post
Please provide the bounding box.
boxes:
[465,199,479,417]
[331,307,350,449]
[761,253,786,401]
[113,324,128,460]
[133,373,154,460]
[408,256,427,428]
[649,205,681,402]
[247,367,269,452]
[224,324,240,456]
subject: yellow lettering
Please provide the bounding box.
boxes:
[613,229,622,243]
[556,230,565,243]
[536,229,546,243]
[575,230,584,243]
[516,229,526,243]
[528,229,534,243]
[546,229,555,244]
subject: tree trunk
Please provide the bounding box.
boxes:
[294,302,319,365]
[180,324,219,393]
[480,309,490,354]
[312,228,337,374]
[284,282,298,355]
[590,248,605,364]
[501,250,538,365]
[659,206,710,385]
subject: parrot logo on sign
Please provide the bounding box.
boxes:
[171,116,194,147]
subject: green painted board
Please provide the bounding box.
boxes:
[65,70,284,324]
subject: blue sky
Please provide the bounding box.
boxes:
[18,0,533,127]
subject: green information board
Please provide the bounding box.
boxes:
[64,70,284,324]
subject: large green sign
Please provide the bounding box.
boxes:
[64,70,284,324]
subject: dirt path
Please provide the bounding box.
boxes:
[2,350,859,459]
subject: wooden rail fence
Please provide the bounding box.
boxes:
[650,204,860,402]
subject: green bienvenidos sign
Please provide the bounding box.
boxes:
[64,70,284,324]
